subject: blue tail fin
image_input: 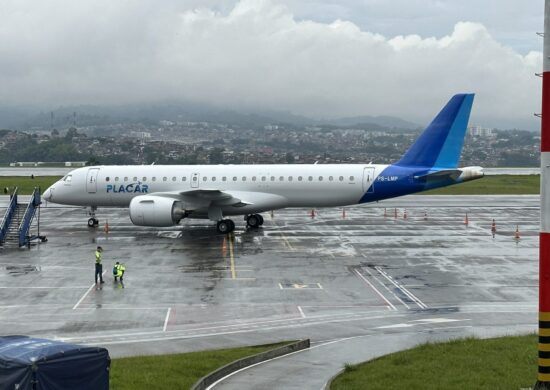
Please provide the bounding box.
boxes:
[395,94,474,169]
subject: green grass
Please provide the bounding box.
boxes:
[422,174,540,195]
[330,335,537,390]
[0,176,61,195]
[110,342,288,390]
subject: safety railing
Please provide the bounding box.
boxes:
[0,187,18,245]
[18,187,41,247]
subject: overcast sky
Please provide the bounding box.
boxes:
[0,0,544,129]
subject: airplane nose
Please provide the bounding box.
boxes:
[43,186,53,201]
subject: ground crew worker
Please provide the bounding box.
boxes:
[113,261,125,283]
[95,246,104,284]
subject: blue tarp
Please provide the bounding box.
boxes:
[0,336,109,390]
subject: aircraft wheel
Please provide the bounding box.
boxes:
[88,218,97,228]
[217,219,234,234]
[258,214,264,226]
[247,214,260,228]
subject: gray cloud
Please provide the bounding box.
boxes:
[0,0,542,129]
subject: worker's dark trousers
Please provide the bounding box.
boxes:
[95,263,103,283]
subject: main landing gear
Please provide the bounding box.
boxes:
[246,214,264,229]
[87,206,99,228]
[216,219,235,234]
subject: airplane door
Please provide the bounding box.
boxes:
[362,167,375,193]
[86,168,100,193]
[191,173,200,188]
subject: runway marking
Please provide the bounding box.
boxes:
[297,306,306,318]
[229,235,236,279]
[361,266,410,310]
[163,307,172,332]
[0,286,90,289]
[353,269,396,311]
[72,271,106,310]
[374,266,428,309]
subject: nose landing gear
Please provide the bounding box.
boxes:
[87,206,99,228]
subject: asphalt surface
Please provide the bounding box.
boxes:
[0,195,539,389]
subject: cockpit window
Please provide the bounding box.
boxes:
[64,175,72,183]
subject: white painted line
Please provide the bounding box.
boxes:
[297,305,306,318]
[72,271,106,310]
[362,267,409,309]
[374,266,428,309]
[0,286,90,289]
[278,283,283,290]
[354,269,397,311]
[317,283,323,289]
[163,307,172,332]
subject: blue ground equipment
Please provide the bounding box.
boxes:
[0,336,109,390]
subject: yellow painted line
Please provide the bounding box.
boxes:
[539,358,550,367]
[539,372,550,382]
[539,343,550,352]
[229,234,236,280]
[541,312,550,322]
[540,328,550,337]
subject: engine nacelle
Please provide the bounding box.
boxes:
[129,195,186,227]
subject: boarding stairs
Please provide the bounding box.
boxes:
[0,187,45,248]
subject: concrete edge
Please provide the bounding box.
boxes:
[190,339,310,390]
[323,367,345,390]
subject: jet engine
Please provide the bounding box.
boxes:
[129,195,186,227]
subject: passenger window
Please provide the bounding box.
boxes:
[270,176,275,181]
[339,176,344,181]
[193,177,197,181]
[261,176,266,181]
[288,176,293,181]
[242,176,247,181]
[133,177,137,181]
[222,177,227,182]
[233,177,237,181]
[308,176,313,181]
[350,176,355,181]
[152,177,156,182]
[252,176,257,181]
[105,177,110,182]
[163,177,167,182]
[172,177,176,181]
[319,176,323,181]
[203,177,207,181]
[298,176,302,181]
[124,177,128,182]
[182,177,187,181]
[115,177,119,182]
[279,176,284,181]
[143,177,147,181]
[329,176,333,181]
[212,177,216,182]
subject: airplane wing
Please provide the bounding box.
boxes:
[413,169,461,182]
[149,189,253,209]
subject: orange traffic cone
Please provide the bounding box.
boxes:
[424,211,428,221]
[491,219,496,233]
[104,220,109,234]
[464,213,469,226]
[311,209,315,218]
[515,225,520,240]
[394,208,398,219]
[403,209,408,219]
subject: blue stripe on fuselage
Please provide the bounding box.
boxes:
[359,165,455,203]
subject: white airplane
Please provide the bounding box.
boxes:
[43,94,483,233]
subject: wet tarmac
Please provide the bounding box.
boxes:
[0,195,539,389]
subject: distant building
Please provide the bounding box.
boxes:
[65,161,87,167]
[468,126,494,137]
